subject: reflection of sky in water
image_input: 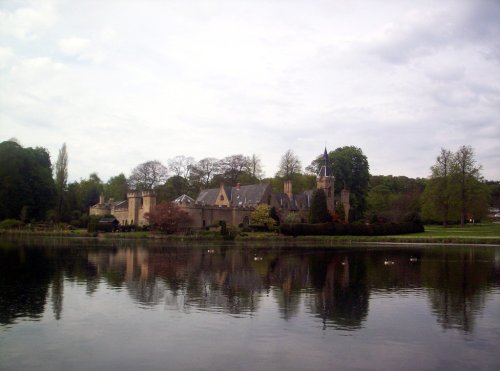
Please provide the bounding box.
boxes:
[0,244,499,370]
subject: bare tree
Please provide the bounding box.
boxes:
[276,149,302,179]
[128,160,168,191]
[219,154,250,185]
[191,157,220,187]
[168,155,195,179]
[249,153,264,179]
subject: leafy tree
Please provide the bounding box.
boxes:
[77,173,103,212]
[367,175,425,223]
[452,145,487,226]
[307,146,369,220]
[104,174,128,201]
[145,202,192,234]
[155,175,192,203]
[276,149,302,179]
[309,189,331,223]
[422,146,489,225]
[250,204,277,226]
[128,160,168,191]
[0,140,55,221]
[486,181,500,208]
[54,143,68,221]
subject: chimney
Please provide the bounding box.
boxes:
[99,193,105,204]
[284,180,293,199]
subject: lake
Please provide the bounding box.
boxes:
[1,238,499,370]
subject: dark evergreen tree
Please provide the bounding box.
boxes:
[0,140,55,221]
[309,189,331,223]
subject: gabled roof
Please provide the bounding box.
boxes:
[196,188,220,205]
[195,183,271,207]
[231,184,270,207]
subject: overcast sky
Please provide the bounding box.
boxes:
[1,0,499,182]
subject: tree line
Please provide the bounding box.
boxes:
[0,139,497,227]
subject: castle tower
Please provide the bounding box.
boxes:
[127,192,141,225]
[142,191,156,215]
[317,147,335,213]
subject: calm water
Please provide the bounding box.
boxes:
[1,238,499,370]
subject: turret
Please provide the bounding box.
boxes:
[317,147,335,213]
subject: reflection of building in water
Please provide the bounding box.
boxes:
[267,255,312,320]
[307,254,369,330]
[87,247,150,283]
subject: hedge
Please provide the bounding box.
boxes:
[280,222,424,236]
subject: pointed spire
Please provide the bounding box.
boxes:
[318,147,333,178]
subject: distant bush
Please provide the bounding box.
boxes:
[280,222,424,236]
[248,224,269,232]
[0,219,23,229]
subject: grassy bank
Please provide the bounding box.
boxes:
[2,223,499,245]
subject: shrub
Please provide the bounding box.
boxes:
[0,219,23,229]
[309,189,331,223]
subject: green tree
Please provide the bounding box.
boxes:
[367,175,426,223]
[54,143,68,221]
[422,146,489,225]
[309,189,331,223]
[250,204,277,227]
[452,145,487,226]
[0,140,55,221]
[155,175,192,203]
[77,173,103,212]
[104,174,128,201]
[307,146,370,220]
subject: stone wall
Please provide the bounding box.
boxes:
[180,205,254,228]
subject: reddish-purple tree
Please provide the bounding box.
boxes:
[145,202,193,234]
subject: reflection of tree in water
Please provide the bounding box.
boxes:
[0,246,54,325]
[307,252,369,330]
[421,247,497,333]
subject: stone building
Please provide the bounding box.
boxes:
[89,191,156,226]
[90,147,349,228]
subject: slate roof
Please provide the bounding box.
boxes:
[318,147,333,177]
[231,184,270,207]
[196,188,220,205]
[195,183,270,207]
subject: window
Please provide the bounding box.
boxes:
[220,195,224,201]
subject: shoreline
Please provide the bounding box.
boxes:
[1,229,500,246]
